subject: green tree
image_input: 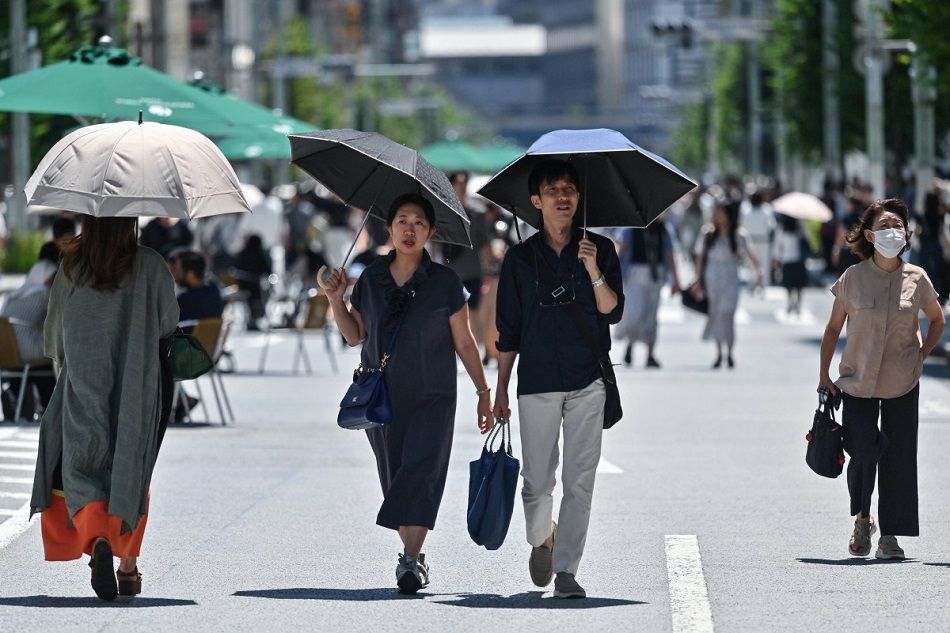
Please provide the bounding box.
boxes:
[668,101,708,174]
[0,0,122,180]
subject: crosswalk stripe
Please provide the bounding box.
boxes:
[0,464,35,472]
[596,456,624,474]
[0,503,35,551]
[666,535,715,633]
[0,476,33,485]
[0,491,30,500]
[0,440,38,449]
[0,451,35,461]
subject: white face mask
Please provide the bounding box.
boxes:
[871,228,906,259]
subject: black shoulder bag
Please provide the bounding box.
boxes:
[527,244,622,429]
[805,388,845,478]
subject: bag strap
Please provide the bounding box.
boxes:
[529,242,609,368]
[379,289,415,371]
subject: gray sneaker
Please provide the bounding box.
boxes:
[553,572,586,599]
[875,535,906,560]
[848,516,877,557]
[529,521,556,587]
[396,553,429,594]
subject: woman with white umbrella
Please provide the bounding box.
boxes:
[26,119,250,601]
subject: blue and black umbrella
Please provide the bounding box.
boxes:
[477,128,697,230]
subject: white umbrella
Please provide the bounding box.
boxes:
[771,192,834,222]
[25,120,251,219]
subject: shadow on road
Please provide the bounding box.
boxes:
[234,588,429,601]
[434,591,645,609]
[923,563,950,568]
[797,558,916,566]
[0,595,196,608]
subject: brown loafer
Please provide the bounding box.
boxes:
[117,567,142,596]
[88,538,118,601]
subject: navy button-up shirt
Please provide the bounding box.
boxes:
[496,229,624,396]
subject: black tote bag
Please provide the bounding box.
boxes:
[805,389,845,478]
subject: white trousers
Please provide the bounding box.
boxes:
[518,379,605,576]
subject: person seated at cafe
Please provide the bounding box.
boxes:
[171,250,224,324]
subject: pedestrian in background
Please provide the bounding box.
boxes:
[323,193,493,595]
[692,201,762,369]
[444,171,488,354]
[233,234,272,330]
[773,214,809,315]
[818,198,944,560]
[494,159,624,599]
[30,216,179,601]
[616,220,680,368]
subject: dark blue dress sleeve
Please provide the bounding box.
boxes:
[447,269,466,315]
[350,273,365,312]
[495,249,522,352]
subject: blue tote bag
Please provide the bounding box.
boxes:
[467,422,519,550]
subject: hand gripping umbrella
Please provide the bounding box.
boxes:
[289,129,472,287]
[477,128,697,232]
[25,116,251,219]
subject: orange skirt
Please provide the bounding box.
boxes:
[41,490,150,561]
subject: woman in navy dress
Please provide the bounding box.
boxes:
[324,193,493,594]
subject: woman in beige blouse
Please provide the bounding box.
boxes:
[819,198,945,560]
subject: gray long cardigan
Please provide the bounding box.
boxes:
[31,246,179,532]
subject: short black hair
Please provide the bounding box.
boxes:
[448,171,470,185]
[528,159,580,197]
[177,250,207,279]
[38,241,61,263]
[52,216,76,239]
[386,193,436,228]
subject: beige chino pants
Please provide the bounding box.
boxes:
[517,379,605,576]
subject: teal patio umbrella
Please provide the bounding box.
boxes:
[0,40,235,135]
[421,140,524,173]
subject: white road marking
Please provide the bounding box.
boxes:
[0,440,38,449]
[773,309,816,326]
[666,534,715,633]
[0,491,30,499]
[0,476,33,485]
[0,502,35,551]
[0,464,35,472]
[596,456,624,474]
[0,428,19,441]
[0,509,19,516]
[0,451,35,461]
[920,400,950,417]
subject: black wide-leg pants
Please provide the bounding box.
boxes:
[841,384,919,536]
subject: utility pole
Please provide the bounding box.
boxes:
[9,0,30,233]
[745,0,762,177]
[864,0,887,198]
[822,0,841,182]
[911,59,936,212]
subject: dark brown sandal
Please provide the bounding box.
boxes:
[88,538,118,601]
[117,567,142,596]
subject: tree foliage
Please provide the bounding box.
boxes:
[0,0,118,179]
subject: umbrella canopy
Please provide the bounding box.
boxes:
[477,128,697,229]
[771,192,834,222]
[25,121,251,219]
[188,78,315,160]
[0,43,237,135]
[420,140,524,173]
[290,129,471,247]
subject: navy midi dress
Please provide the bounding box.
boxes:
[350,250,466,530]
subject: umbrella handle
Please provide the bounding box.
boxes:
[316,265,332,290]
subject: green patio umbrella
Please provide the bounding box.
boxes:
[187,78,315,160]
[0,41,235,135]
[420,140,525,173]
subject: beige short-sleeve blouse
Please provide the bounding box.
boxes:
[831,259,938,399]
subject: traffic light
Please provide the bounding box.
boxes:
[651,18,694,49]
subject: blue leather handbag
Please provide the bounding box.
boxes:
[337,290,414,430]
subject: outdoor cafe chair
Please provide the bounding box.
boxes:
[173,317,234,426]
[0,316,55,422]
[257,289,339,375]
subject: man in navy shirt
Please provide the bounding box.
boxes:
[493,159,624,599]
[170,250,225,325]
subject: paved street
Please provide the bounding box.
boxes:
[1,286,949,632]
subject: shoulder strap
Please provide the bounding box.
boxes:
[380,290,414,370]
[528,241,607,365]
